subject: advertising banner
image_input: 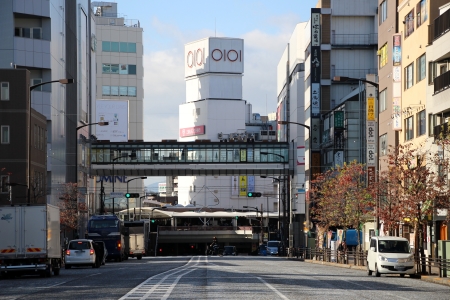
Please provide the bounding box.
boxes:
[239,176,247,196]
[96,100,128,142]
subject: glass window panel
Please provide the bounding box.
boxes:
[128,65,136,75]
[120,42,127,52]
[119,64,128,74]
[119,86,127,96]
[102,63,110,73]
[110,42,119,52]
[32,28,41,39]
[1,82,10,100]
[128,86,136,96]
[418,110,426,136]
[1,126,10,144]
[102,41,110,52]
[110,64,119,73]
[22,28,31,38]
[111,86,119,96]
[14,27,21,37]
[128,43,136,53]
[102,86,110,95]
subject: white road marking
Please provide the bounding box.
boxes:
[256,277,290,300]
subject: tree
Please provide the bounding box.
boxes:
[58,183,81,238]
[310,160,374,248]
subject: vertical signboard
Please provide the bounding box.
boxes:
[367,97,375,121]
[334,111,344,129]
[367,166,376,186]
[310,9,321,119]
[297,146,305,166]
[231,176,239,196]
[96,100,129,142]
[239,176,247,196]
[247,176,255,193]
[392,34,402,131]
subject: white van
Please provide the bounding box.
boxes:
[367,236,415,277]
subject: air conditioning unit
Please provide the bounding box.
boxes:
[260,130,268,139]
[218,132,223,139]
[268,130,276,141]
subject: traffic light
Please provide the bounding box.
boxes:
[151,219,155,223]
[247,192,262,197]
[125,193,139,198]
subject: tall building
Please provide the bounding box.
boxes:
[92,1,144,214]
[0,0,94,212]
[178,37,278,222]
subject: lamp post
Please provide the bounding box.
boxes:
[139,196,146,220]
[261,152,287,255]
[6,182,27,204]
[333,76,380,234]
[277,121,312,247]
[151,207,167,256]
[29,78,73,205]
[244,206,262,245]
[112,153,137,214]
[261,176,283,241]
[126,177,147,220]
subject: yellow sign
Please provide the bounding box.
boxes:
[367,97,375,121]
[239,176,247,196]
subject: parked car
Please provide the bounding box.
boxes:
[367,236,415,277]
[94,241,108,265]
[258,244,267,256]
[223,246,238,256]
[65,239,97,269]
[266,241,280,255]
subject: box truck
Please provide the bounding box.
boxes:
[0,205,62,277]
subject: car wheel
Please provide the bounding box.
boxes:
[137,256,142,260]
[65,264,71,269]
[375,264,381,277]
[46,264,53,277]
[367,263,372,276]
[92,263,96,268]
[53,268,60,276]
[400,274,405,278]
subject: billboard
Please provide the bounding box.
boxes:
[96,100,129,142]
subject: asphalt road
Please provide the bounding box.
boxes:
[0,256,449,299]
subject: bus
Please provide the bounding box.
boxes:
[87,215,125,262]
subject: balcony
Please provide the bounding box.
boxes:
[434,71,450,95]
[434,122,450,141]
[433,8,450,41]
[331,33,377,47]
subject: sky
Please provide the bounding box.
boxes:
[111,0,318,185]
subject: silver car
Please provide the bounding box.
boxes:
[65,239,97,269]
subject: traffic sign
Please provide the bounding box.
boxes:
[110,192,124,198]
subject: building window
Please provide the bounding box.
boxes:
[417,54,426,82]
[31,78,43,91]
[379,89,387,112]
[380,133,387,156]
[102,41,136,53]
[1,82,9,100]
[405,9,415,38]
[379,44,388,68]
[0,175,9,193]
[15,27,42,39]
[405,63,414,89]
[102,86,137,97]
[1,125,10,144]
[103,64,136,75]
[416,0,428,28]
[379,1,388,24]
[405,116,414,140]
[429,61,437,84]
[417,110,426,136]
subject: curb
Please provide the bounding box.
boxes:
[292,258,450,287]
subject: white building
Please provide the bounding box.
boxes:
[92,1,144,214]
[178,37,278,217]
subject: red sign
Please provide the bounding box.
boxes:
[367,166,376,186]
[180,125,205,137]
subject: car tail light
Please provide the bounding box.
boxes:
[130,251,134,255]
[117,241,121,250]
[66,250,70,256]
[90,249,94,255]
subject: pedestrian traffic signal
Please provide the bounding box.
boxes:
[125,193,139,198]
[247,192,262,197]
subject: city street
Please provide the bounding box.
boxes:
[0,256,449,300]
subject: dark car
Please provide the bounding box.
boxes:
[258,244,267,256]
[94,241,108,265]
[223,246,237,256]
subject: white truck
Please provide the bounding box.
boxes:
[0,205,62,277]
[123,221,149,260]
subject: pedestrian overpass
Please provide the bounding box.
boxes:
[90,141,291,176]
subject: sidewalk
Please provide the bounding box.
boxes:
[290,258,450,288]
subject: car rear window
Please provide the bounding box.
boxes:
[69,241,91,250]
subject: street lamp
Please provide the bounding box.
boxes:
[278,120,311,251]
[112,153,137,214]
[6,182,27,205]
[244,206,262,245]
[151,207,167,256]
[333,76,380,234]
[261,151,287,255]
[126,177,147,220]
[29,78,74,204]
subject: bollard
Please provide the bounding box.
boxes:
[428,255,431,275]
[439,256,442,278]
